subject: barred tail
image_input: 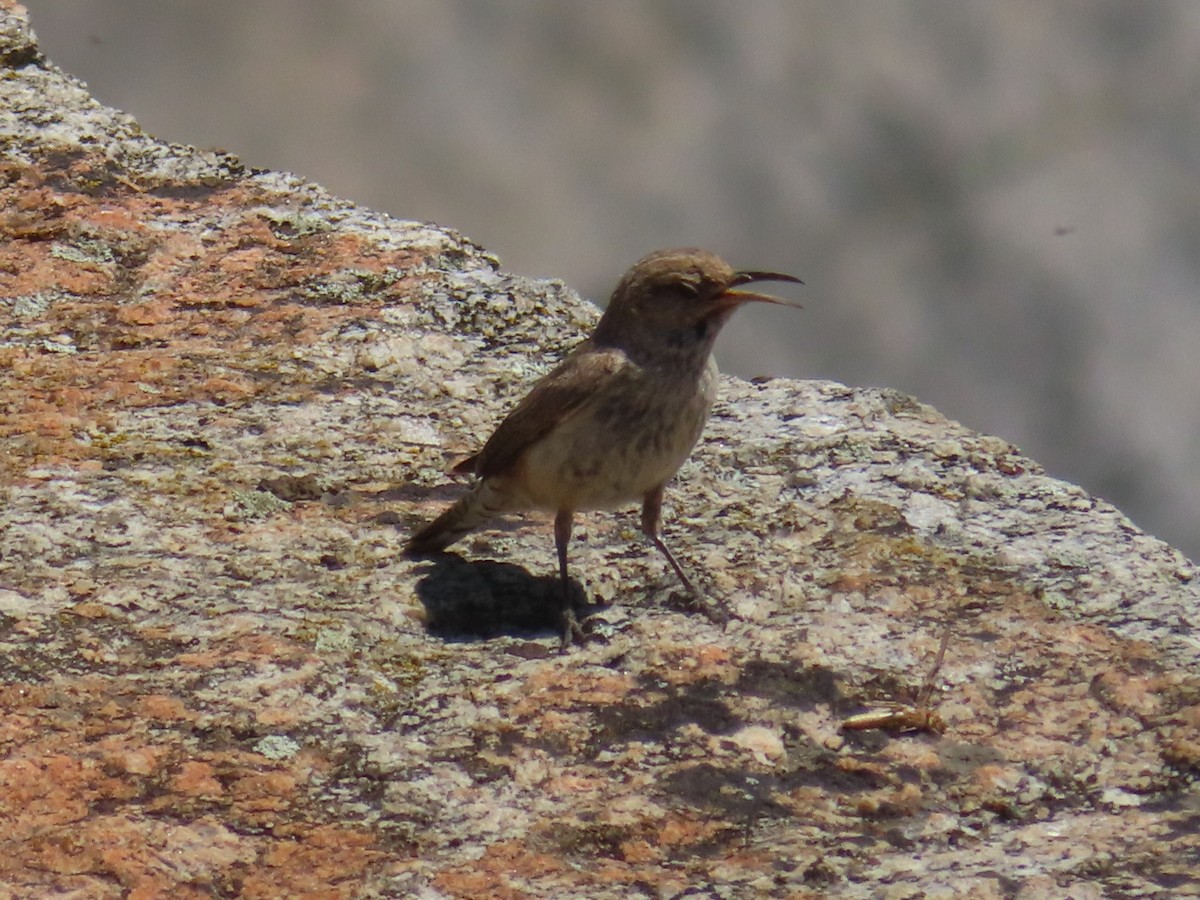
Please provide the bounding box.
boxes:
[404,481,508,555]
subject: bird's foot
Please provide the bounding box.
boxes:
[557,595,614,651]
[657,575,734,629]
[558,605,591,652]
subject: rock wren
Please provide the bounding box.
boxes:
[406,247,801,643]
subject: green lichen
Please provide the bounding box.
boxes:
[227,489,290,520]
[301,267,405,305]
[257,207,333,238]
[6,291,60,319]
[254,734,301,760]
[314,625,356,654]
[51,238,115,266]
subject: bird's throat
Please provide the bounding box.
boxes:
[602,321,717,377]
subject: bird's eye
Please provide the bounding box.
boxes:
[674,275,701,297]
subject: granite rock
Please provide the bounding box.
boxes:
[1,3,1197,896]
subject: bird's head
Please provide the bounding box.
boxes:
[595,248,802,361]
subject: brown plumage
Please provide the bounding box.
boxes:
[406,248,801,644]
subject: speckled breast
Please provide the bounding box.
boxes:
[517,358,719,511]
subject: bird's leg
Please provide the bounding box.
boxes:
[641,484,699,596]
[554,508,586,649]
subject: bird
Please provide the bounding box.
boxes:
[405,247,802,645]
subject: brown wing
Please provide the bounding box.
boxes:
[465,340,628,480]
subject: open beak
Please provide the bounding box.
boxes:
[715,270,804,310]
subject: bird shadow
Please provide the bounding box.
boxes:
[410,553,595,642]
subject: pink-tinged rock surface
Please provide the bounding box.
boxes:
[2,3,1197,896]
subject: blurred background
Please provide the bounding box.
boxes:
[23,1,1200,560]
